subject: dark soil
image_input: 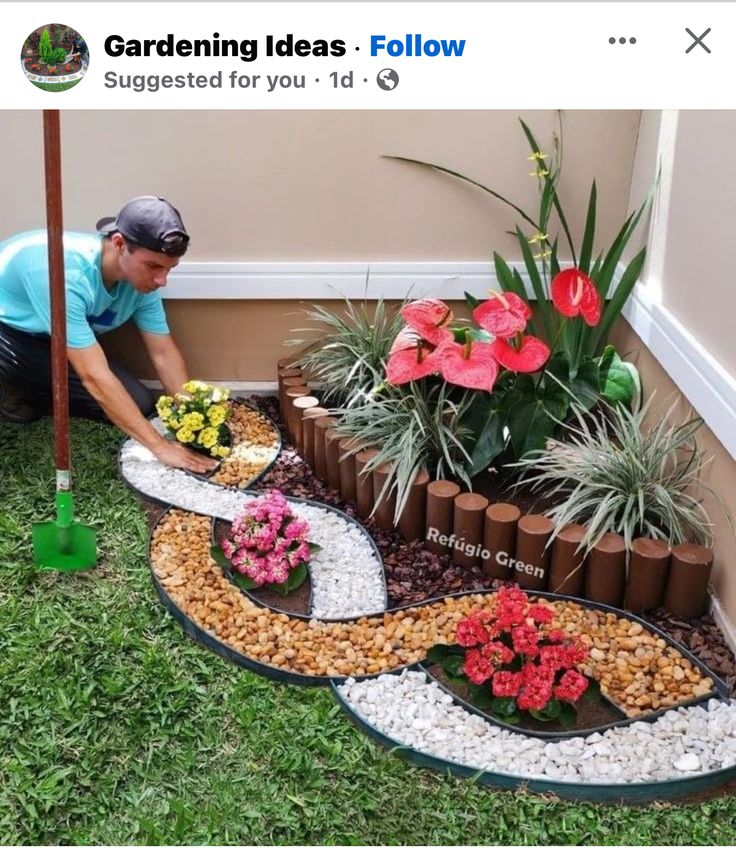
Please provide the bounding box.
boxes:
[427,662,625,736]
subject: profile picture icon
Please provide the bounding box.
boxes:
[21,24,89,91]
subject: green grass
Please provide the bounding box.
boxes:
[1,417,736,844]
[30,79,82,92]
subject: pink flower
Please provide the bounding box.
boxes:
[473,291,532,337]
[554,670,589,703]
[455,614,490,648]
[401,298,455,346]
[463,648,493,685]
[434,339,499,392]
[386,329,442,385]
[511,624,540,656]
[492,670,523,698]
[528,604,555,625]
[481,640,515,666]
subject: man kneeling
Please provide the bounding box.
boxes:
[0,195,214,474]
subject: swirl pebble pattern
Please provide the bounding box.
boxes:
[119,400,736,803]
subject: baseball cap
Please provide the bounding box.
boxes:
[96,196,190,256]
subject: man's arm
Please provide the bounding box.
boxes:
[67,343,215,474]
[139,331,188,396]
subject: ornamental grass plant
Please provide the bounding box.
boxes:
[513,397,732,552]
[286,293,405,408]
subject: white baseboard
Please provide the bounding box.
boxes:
[709,588,736,659]
[142,380,278,394]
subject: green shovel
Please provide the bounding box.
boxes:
[32,109,97,571]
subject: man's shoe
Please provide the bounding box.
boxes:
[0,383,43,423]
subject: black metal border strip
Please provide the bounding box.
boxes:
[330,679,736,805]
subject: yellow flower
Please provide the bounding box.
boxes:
[176,426,195,443]
[211,387,230,403]
[199,427,218,449]
[534,249,553,261]
[207,404,227,426]
[213,445,230,458]
[528,232,548,245]
[156,395,173,412]
[528,168,550,178]
[527,151,548,162]
[183,379,209,395]
[183,412,205,431]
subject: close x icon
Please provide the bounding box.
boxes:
[685,27,712,54]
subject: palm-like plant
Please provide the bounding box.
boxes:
[286,294,404,408]
[513,398,731,551]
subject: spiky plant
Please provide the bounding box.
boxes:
[332,380,476,522]
[513,398,731,551]
[285,294,405,408]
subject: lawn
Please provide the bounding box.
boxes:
[1,417,736,845]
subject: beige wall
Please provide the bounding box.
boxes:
[610,318,736,621]
[658,111,736,377]
[0,110,640,260]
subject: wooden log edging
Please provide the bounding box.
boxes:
[272,356,716,618]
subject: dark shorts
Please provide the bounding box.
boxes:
[0,321,155,422]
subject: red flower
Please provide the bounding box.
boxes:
[463,648,493,685]
[386,329,441,385]
[455,614,490,648]
[473,291,532,338]
[481,640,515,666]
[435,339,499,392]
[528,604,555,625]
[401,298,454,346]
[550,268,602,327]
[560,641,589,668]
[539,644,568,672]
[492,670,523,698]
[517,662,555,710]
[496,586,529,607]
[490,335,550,373]
[546,629,566,643]
[554,669,589,703]
[511,624,540,656]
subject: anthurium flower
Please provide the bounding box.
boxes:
[385,339,439,385]
[473,291,532,338]
[401,298,454,346]
[435,339,499,392]
[490,335,550,373]
[550,268,602,326]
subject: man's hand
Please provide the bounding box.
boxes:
[153,439,218,474]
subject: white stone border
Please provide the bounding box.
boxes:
[338,669,736,786]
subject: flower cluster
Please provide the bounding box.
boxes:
[385,294,551,393]
[222,490,313,587]
[456,587,590,717]
[156,380,231,459]
[386,271,603,395]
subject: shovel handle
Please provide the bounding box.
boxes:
[43,110,70,477]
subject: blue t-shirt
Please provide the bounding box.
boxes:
[0,230,170,348]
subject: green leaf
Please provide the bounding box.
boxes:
[425,643,458,665]
[515,226,553,341]
[466,327,493,344]
[468,682,495,709]
[464,290,481,310]
[529,699,560,721]
[579,181,597,275]
[460,394,507,476]
[590,247,647,355]
[210,544,230,571]
[558,702,578,728]
[443,655,466,679]
[232,573,259,591]
[503,374,569,460]
[490,696,517,718]
[598,346,641,408]
[308,542,323,554]
[266,562,309,596]
[583,678,602,700]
